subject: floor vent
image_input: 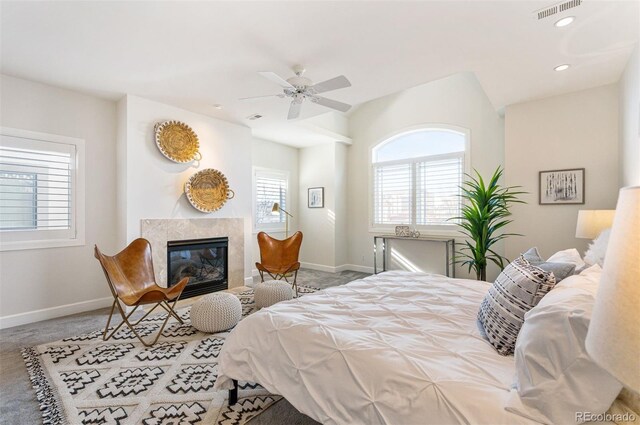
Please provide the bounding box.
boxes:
[247,114,263,120]
[536,0,581,20]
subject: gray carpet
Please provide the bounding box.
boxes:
[0,268,369,425]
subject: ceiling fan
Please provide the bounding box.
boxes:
[240,65,352,120]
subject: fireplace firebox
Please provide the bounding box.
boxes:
[167,237,228,299]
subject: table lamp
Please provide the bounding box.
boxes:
[585,186,640,392]
[575,210,616,239]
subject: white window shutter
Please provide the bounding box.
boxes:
[373,162,413,225]
[254,169,288,229]
[415,155,463,225]
[0,146,73,231]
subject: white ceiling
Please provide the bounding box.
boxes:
[1,1,638,147]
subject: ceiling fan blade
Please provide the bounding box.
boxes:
[310,75,351,94]
[312,96,352,113]
[288,100,302,120]
[239,94,284,101]
[259,71,295,89]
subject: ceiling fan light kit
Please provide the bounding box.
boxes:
[242,65,353,120]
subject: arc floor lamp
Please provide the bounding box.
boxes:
[272,202,292,237]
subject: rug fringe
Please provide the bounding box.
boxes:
[21,347,64,425]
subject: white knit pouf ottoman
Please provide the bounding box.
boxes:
[190,292,242,333]
[254,280,293,309]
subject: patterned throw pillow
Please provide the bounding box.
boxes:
[477,256,556,355]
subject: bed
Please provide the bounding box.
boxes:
[214,271,541,425]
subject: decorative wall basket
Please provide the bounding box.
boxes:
[154,120,202,163]
[184,168,235,213]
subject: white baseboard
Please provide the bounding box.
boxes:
[339,264,375,274]
[300,262,338,273]
[300,262,374,274]
[0,296,113,330]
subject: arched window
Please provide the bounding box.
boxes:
[371,126,469,229]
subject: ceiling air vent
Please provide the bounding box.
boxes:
[559,0,581,12]
[247,114,263,120]
[536,0,581,20]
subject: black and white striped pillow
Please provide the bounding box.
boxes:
[478,256,556,355]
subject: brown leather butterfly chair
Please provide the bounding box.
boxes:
[256,231,303,297]
[94,238,189,347]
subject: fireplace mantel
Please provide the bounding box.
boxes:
[140,218,244,289]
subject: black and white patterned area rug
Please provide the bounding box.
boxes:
[22,286,318,425]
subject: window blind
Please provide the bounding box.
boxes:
[372,153,463,227]
[373,162,413,225]
[416,156,463,225]
[255,170,287,227]
[0,146,72,231]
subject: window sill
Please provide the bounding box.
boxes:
[0,237,85,252]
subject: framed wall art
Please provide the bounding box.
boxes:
[539,168,585,205]
[308,187,324,208]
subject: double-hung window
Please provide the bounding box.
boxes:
[371,126,469,231]
[253,167,289,232]
[0,128,85,251]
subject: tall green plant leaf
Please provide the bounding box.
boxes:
[450,166,526,281]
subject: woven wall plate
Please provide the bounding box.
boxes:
[154,120,202,163]
[184,169,235,213]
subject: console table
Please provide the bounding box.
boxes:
[373,235,456,277]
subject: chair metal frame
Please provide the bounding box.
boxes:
[95,239,189,347]
[257,264,300,297]
[101,294,183,347]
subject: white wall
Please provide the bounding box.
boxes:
[116,97,128,247]
[298,143,338,269]
[504,84,620,260]
[120,95,253,283]
[0,75,117,327]
[347,72,505,279]
[334,143,349,266]
[619,45,640,187]
[251,137,299,269]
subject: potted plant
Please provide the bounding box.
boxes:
[453,166,525,281]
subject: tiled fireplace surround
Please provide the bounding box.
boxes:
[140,218,245,289]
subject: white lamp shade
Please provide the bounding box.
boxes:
[585,187,640,391]
[575,210,616,239]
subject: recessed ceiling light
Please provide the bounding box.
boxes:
[554,64,570,72]
[555,16,575,27]
[213,104,223,110]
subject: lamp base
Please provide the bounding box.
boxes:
[616,388,640,417]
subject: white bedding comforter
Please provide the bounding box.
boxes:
[215,271,540,425]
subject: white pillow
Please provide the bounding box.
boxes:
[506,269,622,424]
[547,248,586,270]
[583,228,611,267]
[576,263,602,279]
